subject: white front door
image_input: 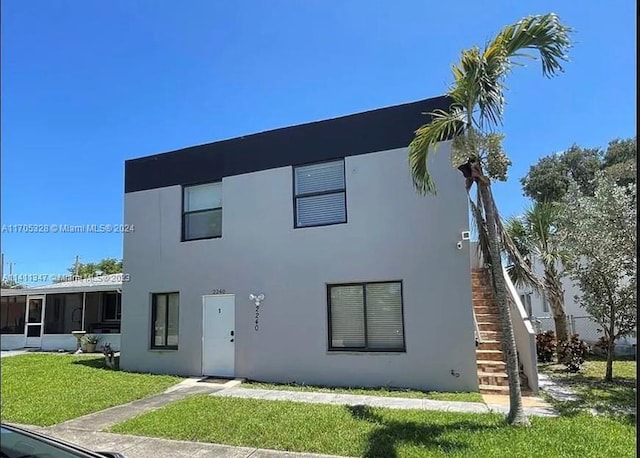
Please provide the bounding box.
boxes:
[25,296,45,348]
[202,294,235,377]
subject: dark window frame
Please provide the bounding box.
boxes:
[150,292,179,350]
[293,159,347,229]
[102,292,122,322]
[326,280,406,353]
[181,181,223,242]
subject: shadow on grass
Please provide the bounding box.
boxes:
[541,364,636,425]
[71,356,120,371]
[347,405,497,458]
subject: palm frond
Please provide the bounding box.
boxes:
[493,13,573,78]
[408,107,465,195]
[451,13,573,130]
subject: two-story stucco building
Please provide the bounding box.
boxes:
[120,95,481,392]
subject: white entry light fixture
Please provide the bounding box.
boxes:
[249,293,265,305]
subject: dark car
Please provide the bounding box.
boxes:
[0,423,125,458]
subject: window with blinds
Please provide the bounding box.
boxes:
[182,182,222,240]
[294,160,346,228]
[328,281,405,352]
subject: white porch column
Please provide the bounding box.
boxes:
[81,292,86,331]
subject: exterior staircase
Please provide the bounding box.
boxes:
[472,268,531,395]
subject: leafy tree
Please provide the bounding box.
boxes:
[55,257,123,282]
[521,137,636,203]
[1,278,23,289]
[408,13,572,426]
[602,137,637,188]
[520,145,602,203]
[505,202,570,345]
[559,174,636,381]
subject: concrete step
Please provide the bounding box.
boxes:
[477,360,506,373]
[478,372,509,387]
[479,384,510,395]
[473,305,498,314]
[475,313,500,323]
[478,322,502,332]
[479,330,503,340]
[477,340,502,351]
[476,349,505,362]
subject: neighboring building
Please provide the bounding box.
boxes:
[120,95,482,392]
[1,274,123,351]
[517,258,636,353]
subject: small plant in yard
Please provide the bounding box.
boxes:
[82,334,100,344]
[536,330,557,363]
[557,334,591,372]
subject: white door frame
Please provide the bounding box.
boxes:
[25,295,46,348]
[202,294,235,377]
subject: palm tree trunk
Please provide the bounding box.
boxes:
[478,182,529,426]
[544,269,569,346]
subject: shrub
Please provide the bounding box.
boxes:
[593,336,610,356]
[536,330,557,363]
[557,334,591,372]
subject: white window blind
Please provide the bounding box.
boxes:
[328,281,405,351]
[183,182,222,240]
[330,285,365,348]
[365,283,404,350]
[294,160,346,227]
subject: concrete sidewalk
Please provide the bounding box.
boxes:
[0,350,27,358]
[12,425,349,458]
[212,386,558,417]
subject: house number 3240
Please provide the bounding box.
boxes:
[212,289,226,294]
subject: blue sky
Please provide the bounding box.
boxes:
[1,1,636,285]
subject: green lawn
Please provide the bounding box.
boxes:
[540,358,636,419]
[242,381,483,403]
[1,354,182,426]
[110,395,635,458]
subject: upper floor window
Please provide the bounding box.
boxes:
[294,160,346,228]
[183,182,222,241]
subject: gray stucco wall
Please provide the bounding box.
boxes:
[120,143,479,392]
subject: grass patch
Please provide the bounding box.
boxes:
[111,395,635,457]
[241,381,483,403]
[540,359,636,420]
[1,354,182,426]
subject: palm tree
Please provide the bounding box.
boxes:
[408,14,572,426]
[506,202,570,345]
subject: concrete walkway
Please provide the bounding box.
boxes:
[0,350,27,358]
[538,373,580,401]
[13,425,349,458]
[211,387,558,417]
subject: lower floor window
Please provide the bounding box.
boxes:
[151,292,179,349]
[328,281,405,352]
